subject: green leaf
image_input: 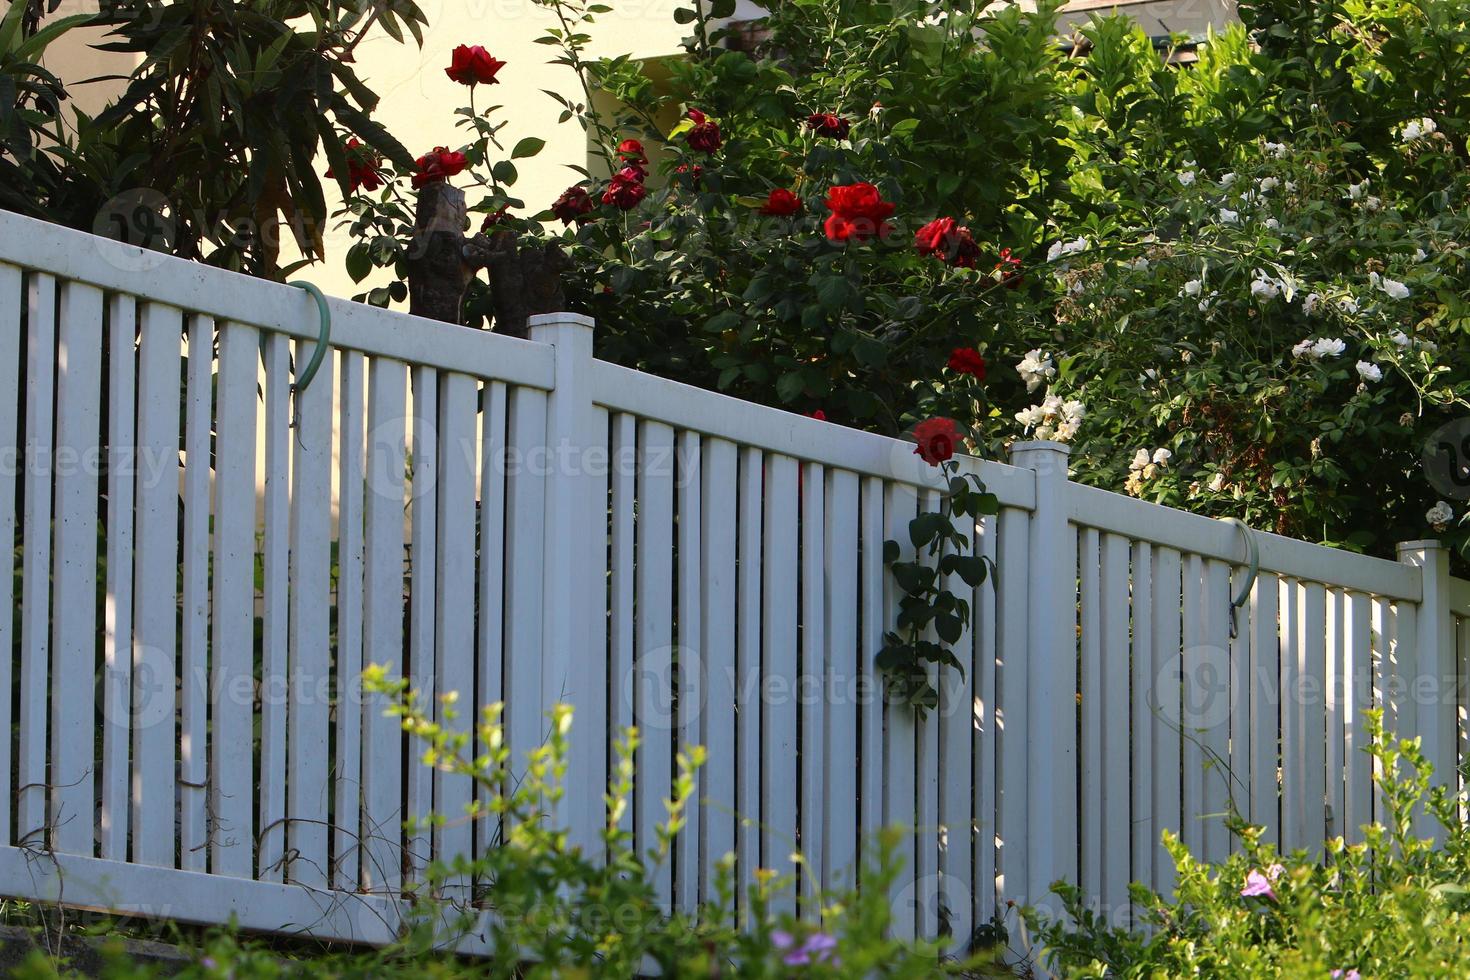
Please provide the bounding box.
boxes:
[511,136,546,159]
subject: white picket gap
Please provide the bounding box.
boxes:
[1,206,1467,953]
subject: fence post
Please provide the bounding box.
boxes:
[1007,440,1077,910]
[529,312,605,855]
[1397,539,1455,839]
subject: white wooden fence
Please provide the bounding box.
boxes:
[0,206,1467,951]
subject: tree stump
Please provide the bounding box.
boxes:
[406,182,572,338]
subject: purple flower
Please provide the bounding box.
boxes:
[1240,870,1275,900]
[772,929,840,967]
[1331,971,1362,980]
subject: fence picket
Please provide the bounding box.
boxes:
[1280,578,1305,853]
[178,314,213,873]
[824,469,860,892]
[609,414,637,842]
[939,498,975,949]
[434,372,478,888]
[700,438,739,902]
[974,514,1000,927]
[0,266,19,849]
[677,431,704,912]
[857,478,886,888]
[1343,591,1372,845]
[1180,553,1205,856]
[1130,542,1155,904]
[882,481,918,939]
[288,340,335,888]
[405,367,438,883]
[51,282,103,856]
[334,351,367,890]
[762,454,800,919]
[130,303,182,867]
[210,322,259,878]
[735,446,764,912]
[100,293,137,862]
[361,356,407,895]
[1100,535,1132,912]
[18,273,56,848]
[636,420,676,909]
[1201,559,1231,865]
[476,382,509,863]
[258,335,291,882]
[1150,546,1182,895]
[799,462,826,913]
[1079,527,1102,902]
[995,507,1031,912]
[1250,572,1281,847]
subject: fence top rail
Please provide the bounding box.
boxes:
[589,359,1038,507]
[0,208,555,389]
[1067,481,1423,601]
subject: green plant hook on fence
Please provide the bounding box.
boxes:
[288,280,331,394]
[1221,517,1259,638]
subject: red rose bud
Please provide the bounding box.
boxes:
[601,167,648,210]
[412,147,469,189]
[760,188,801,216]
[914,216,980,268]
[325,138,384,193]
[481,205,510,232]
[445,45,505,86]
[823,182,895,243]
[616,138,647,163]
[807,409,828,421]
[912,417,959,466]
[550,185,595,224]
[995,247,1024,288]
[806,112,851,139]
[947,347,986,379]
[685,108,722,154]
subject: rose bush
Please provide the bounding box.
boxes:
[323,0,1469,564]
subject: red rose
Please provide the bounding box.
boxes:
[685,107,722,154]
[445,45,505,86]
[551,185,595,224]
[325,138,384,193]
[412,147,469,189]
[760,188,801,216]
[617,138,647,163]
[995,247,1024,288]
[947,347,986,379]
[912,417,959,466]
[807,409,828,421]
[601,166,648,210]
[823,182,894,243]
[806,112,850,139]
[915,217,980,268]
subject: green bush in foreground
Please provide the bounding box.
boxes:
[14,702,1470,977]
[1031,710,1470,978]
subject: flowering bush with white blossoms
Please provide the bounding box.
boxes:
[996,41,1470,563]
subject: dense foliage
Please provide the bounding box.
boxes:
[1,0,426,277]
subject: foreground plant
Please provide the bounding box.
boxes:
[1025,711,1470,978]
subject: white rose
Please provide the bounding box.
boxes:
[1182,279,1203,298]
[1218,208,1240,224]
[1257,176,1280,193]
[1219,172,1237,187]
[1264,141,1289,158]
[1312,337,1347,358]
[1292,338,1315,359]
[1302,293,1321,316]
[1426,500,1454,527]
[1178,170,1197,186]
[1250,273,1281,300]
[1370,272,1411,300]
[1130,449,1151,471]
[1264,218,1281,231]
[1152,448,1173,465]
[1355,360,1382,383]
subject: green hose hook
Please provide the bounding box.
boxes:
[288,280,332,395]
[1221,517,1260,639]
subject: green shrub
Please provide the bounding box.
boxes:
[1025,711,1470,978]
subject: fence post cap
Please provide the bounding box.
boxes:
[527,311,596,331]
[1396,539,1446,556]
[1009,439,1072,456]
